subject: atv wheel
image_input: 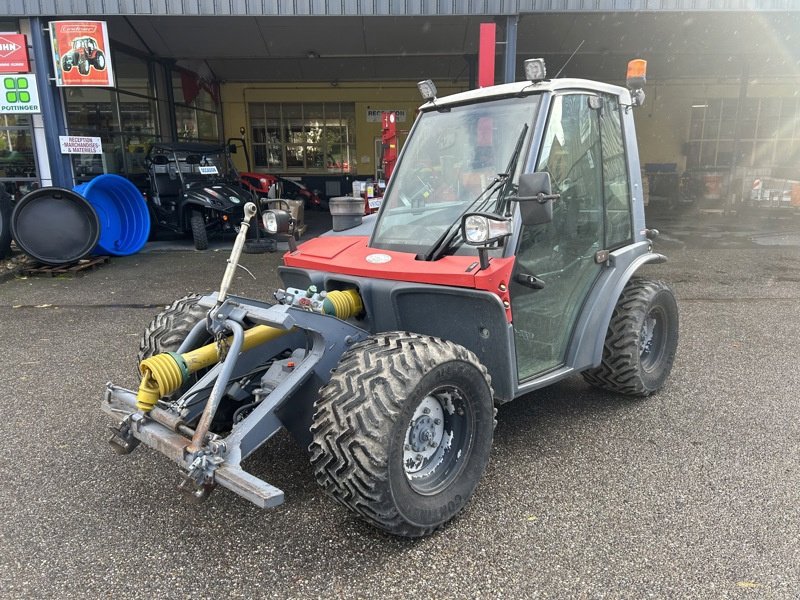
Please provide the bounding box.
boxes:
[137,294,207,362]
[582,278,678,396]
[190,210,208,250]
[310,332,494,537]
[0,188,12,259]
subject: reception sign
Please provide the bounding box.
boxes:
[49,20,115,87]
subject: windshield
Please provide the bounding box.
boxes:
[370,95,540,255]
[152,147,237,182]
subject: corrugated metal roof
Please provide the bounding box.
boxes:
[5,0,800,16]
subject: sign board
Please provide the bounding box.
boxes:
[49,21,115,87]
[1,74,40,113]
[366,109,407,123]
[59,136,102,154]
[0,33,29,73]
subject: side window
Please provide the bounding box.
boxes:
[529,94,604,260]
[600,95,632,247]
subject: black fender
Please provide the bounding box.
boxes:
[566,242,667,371]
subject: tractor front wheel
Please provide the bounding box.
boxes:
[310,332,495,537]
[583,278,678,396]
[190,210,208,250]
[138,293,206,362]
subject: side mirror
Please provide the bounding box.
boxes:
[514,172,559,226]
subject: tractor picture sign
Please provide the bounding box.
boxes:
[49,20,115,87]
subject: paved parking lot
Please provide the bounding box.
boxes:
[0,210,798,598]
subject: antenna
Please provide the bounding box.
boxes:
[553,40,585,79]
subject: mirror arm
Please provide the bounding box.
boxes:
[514,192,561,203]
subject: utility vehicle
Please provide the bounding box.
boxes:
[140,142,252,250]
[103,59,678,537]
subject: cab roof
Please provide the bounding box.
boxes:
[420,78,631,111]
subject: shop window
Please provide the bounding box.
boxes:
[0,115,38,200]
[171,69,220,143]
[64,49,163,182]
[249,102,355,173]
[687,96,800,170]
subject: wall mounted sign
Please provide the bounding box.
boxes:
[59,135,102,154]
[0,33,30,73]
[49,21,115,87]
[1,74,40,113]
[366,109,407,123]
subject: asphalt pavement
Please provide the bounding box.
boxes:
[0,208,798,598]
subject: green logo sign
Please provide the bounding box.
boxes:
[4,76,30,103]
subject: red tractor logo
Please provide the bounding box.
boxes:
[61,37,106,76]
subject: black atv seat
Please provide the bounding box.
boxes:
[152,164,180,198]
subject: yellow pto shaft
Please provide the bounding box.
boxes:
[135,288,363,412]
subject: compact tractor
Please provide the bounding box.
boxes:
[103,59,679,537]
[61,37,106,76]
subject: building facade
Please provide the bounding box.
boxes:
[2,2,799,203]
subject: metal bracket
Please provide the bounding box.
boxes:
[107,415,140,455]
[595,249,610,264]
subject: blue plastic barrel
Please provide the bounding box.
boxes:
[73,174,150,256]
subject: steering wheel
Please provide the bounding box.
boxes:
[398,170,436,207]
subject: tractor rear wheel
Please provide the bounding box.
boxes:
[190,210,208,250]
[582,278,678,396]
[310,332,495,537]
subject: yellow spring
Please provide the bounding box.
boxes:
[323,289,363,319]
[136,353,184,412]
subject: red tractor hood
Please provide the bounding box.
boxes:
[283,236,516,319]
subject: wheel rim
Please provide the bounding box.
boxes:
[403,386,472,495]
[640,305,667,372]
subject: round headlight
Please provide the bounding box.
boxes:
[464,215,489,244]
[262,211,277,233]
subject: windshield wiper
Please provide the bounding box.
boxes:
[497,123,529,215]
[416,176,504,262]
[417,124,529,262]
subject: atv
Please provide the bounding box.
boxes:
[61,37,106,76]
[140,142,255,250]
[103,60,679,537]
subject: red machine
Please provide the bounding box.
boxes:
[381,111,398,181]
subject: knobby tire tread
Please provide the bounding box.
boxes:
[582,278,677,396]
[309,331,492,538]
